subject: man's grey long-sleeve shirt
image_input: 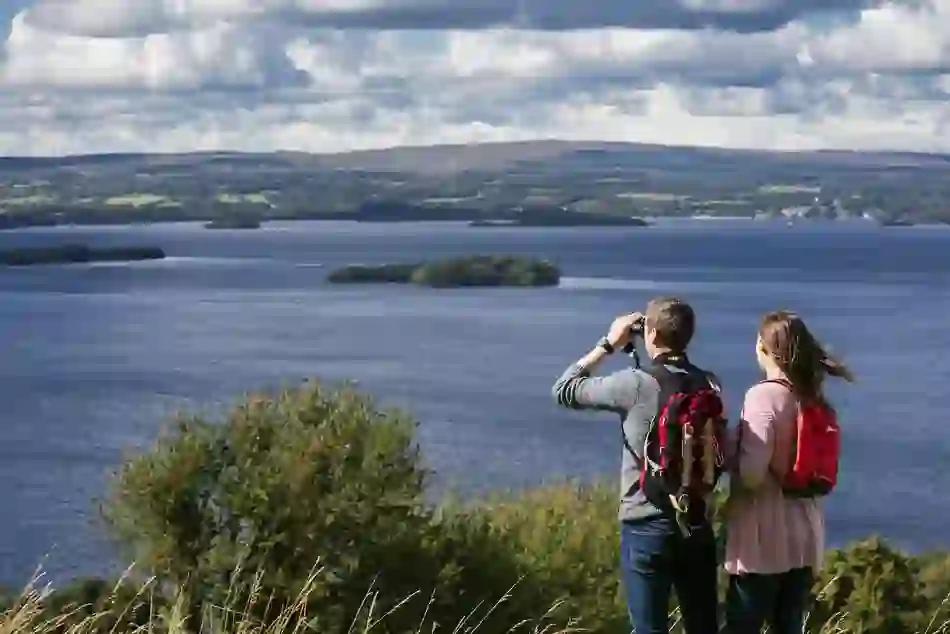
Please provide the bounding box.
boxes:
[552,361,664,522]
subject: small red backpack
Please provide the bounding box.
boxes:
[759,378,840,497]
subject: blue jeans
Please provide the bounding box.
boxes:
[619,516,719,634]
[723,567,814,634]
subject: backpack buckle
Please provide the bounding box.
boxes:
[671,493,694,537]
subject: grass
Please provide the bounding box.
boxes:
[0,565,582,634]
[101,192,275,208]
[615,192,684,201]
[757,184,822,194]
[420,197,474,204]
[103,195,170,207]
[0,195,56,205]
[694,199,752,206]
[3,564,948,634]
[216,193,271,205]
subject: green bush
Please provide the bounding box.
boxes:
[101,380,553,634]
[809,536,931,634]
[918,550,950,629]
[474,481,627,634]
[0,584,16,612]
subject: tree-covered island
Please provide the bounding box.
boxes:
[327,255,561,287]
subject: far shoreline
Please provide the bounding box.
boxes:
[0,216,940,235]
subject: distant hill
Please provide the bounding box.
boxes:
[4,140,950,174]
[2,140,949,226]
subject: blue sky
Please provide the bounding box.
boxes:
[1,0,949,156]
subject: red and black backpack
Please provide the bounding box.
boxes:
[635,358,728,531]
[759,378,840,498]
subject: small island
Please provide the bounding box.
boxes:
[326,263,421,284]
[204,216,262,229]
[0,244,166,266]
[327,255,560,288]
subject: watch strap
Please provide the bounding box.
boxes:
[597,336,615,354]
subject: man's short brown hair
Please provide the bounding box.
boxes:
[645,296,695,354]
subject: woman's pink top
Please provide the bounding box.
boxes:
[723,379,825,575]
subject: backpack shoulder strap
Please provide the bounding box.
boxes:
[758,377,793,392]
[647,361,718,396]
[755,377,802,415]
[620,364,681,460]
[744,378,800,483]
[640,361,703,434]
[703,370,723,394]
[642,361,677,389]
[643,359,695,390]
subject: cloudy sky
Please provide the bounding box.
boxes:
[1,0,949,156]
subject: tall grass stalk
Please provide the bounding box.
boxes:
[0,568,584,634]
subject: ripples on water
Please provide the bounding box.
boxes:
[0,220,948,584]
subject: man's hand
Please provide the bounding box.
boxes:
[607,312,645,349]
[571,312,645,374]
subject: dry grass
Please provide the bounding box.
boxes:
[4,564,948,634]
[0,563,583,634]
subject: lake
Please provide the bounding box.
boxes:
[0,219,947,586]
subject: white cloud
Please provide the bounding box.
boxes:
[2,12,306,90]
[21,0,265,38]
[1,0,950,156]
[800,2,950,73]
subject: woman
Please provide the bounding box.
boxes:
[723,310,854,634]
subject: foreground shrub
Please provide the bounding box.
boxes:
[916,550,950,634]
[474,482,627,634]
[0,584,17,613]
[810,536,931,634]
[102,380,552,634]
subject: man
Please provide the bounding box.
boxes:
[551,296,720,634]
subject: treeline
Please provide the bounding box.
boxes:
[0,200,653,229]
[0,380,947,634]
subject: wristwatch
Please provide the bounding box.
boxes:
[597,336,615,354]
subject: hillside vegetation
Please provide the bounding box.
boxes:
[2,141,950,227]
[1,379,948,634]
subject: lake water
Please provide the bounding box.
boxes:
[1,219,948,586]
